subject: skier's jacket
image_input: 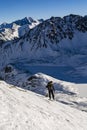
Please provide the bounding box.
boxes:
[46,81,55,91]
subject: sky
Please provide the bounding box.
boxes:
[0,0,87,24]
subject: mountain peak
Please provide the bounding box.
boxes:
[0,16,42,41]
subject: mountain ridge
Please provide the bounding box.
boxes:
[0,17,43,29]
[0,17,43,42]
[0,14,87,82]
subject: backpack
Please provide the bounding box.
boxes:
[46,82,53,90]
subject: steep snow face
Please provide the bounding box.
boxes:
[0,80,87,130]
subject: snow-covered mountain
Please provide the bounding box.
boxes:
[0,17,43,29]
[1,14,87,57]
[0,80,87,130]
[0,17,42,42]
[0,14,87,79]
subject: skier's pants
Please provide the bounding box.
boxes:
[49,90,54,99]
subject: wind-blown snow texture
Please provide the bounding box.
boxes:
[0,81,87,130]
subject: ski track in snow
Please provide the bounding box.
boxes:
[0,81,87,130]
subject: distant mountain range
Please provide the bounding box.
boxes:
[0,14,87,78]
[0,17,43,41]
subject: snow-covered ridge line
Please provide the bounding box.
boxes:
[0,17,43,29]
[0,14,87,57]
[26,14,87,49]
[0,17,43,41]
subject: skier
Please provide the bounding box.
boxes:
[46,81,55,100]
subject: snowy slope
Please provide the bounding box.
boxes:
[0,80,87,130]
[1,65,87,112]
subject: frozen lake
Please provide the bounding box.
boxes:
[14,63,87,82]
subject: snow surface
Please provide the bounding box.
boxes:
[0,80,87,130]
